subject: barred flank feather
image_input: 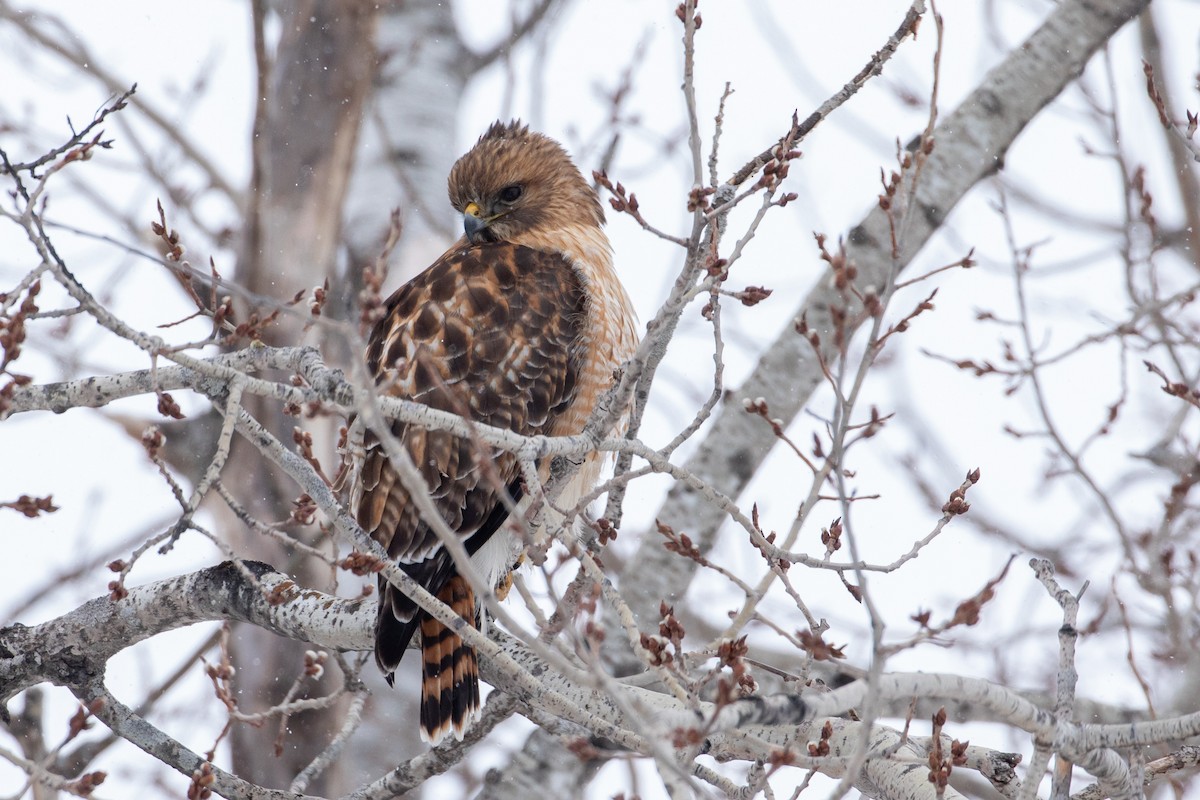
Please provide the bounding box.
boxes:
[418,575,481,744]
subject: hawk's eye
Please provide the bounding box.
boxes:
[498,185,523,204]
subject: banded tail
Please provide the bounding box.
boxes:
[374,572,482,744]
[418,575,481,744]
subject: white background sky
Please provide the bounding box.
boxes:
[3,0,1199,797]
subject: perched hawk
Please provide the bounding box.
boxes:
[355,121,639,744]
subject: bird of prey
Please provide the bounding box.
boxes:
[354,120,639,744]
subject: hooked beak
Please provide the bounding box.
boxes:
[463,202,491,243]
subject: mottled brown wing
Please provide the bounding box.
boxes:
[356,241,585,676]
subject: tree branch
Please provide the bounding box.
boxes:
[618,0,1156,633]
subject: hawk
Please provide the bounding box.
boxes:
[355,120,639,744]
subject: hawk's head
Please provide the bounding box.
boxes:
[447,120,604,245]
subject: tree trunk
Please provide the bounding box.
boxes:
[224,1,377,792]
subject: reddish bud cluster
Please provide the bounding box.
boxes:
[1131,166,1158,241]
[778,192,799,207]
[878,167,901,211]
[639,631,672,666]
[949,554,1011,627]
[811,432,826,460]
[912,552,1011,636]
[657,518,703,561]
[67,699,104,739]
[603,178,640,215]
[141,426,165,459]
[892,291,936,337]
[211,294,233,335]
[60,133,106,165]
[640,601,686,668]
[0,279,38,370]
[793,312,822,351]
[714,636,757,701]
[854,406,890,441]
[65,771,107,797]
[797,630,846,661]
[0,372,30,418]
[814,233,857,291]
[951,356,1001,378]
[357,209,402,334]
[688,184,716,212]
[187,761,215,800]
[820,517,843,553]
[283,374,325,419]
[807,719,835,757]
[755,146,801,192]
[204,661,235,683]
[1142,60,1172,128]
[734,285,773,307]
[151,200,185,262]
[291,493,317,525]
[577,580,600,617]
[338,550,386,575]
[303,649,327,679]
[0,493,59,518]
[1165,471,1200,526]
[229,308,280,344]
[927,707,969,790]
[0,279,39,417]
[292,427,333,486]
[810,229,871,351]
[674,0,701,28]
[579,581,606,646]
[310,278,329,318]
[941,468,979,516]
[742,395,788,440]
[293,427,316,459]
[156,391,185,420]
[1145,361,1200,409]
[659,601,685,651]
[715,635,749,665]
[746,505,785,568]
[670,726,706,748]
[592,515,617,546]
[860,288,882,318]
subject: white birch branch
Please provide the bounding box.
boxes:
[17,562,1200,799]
